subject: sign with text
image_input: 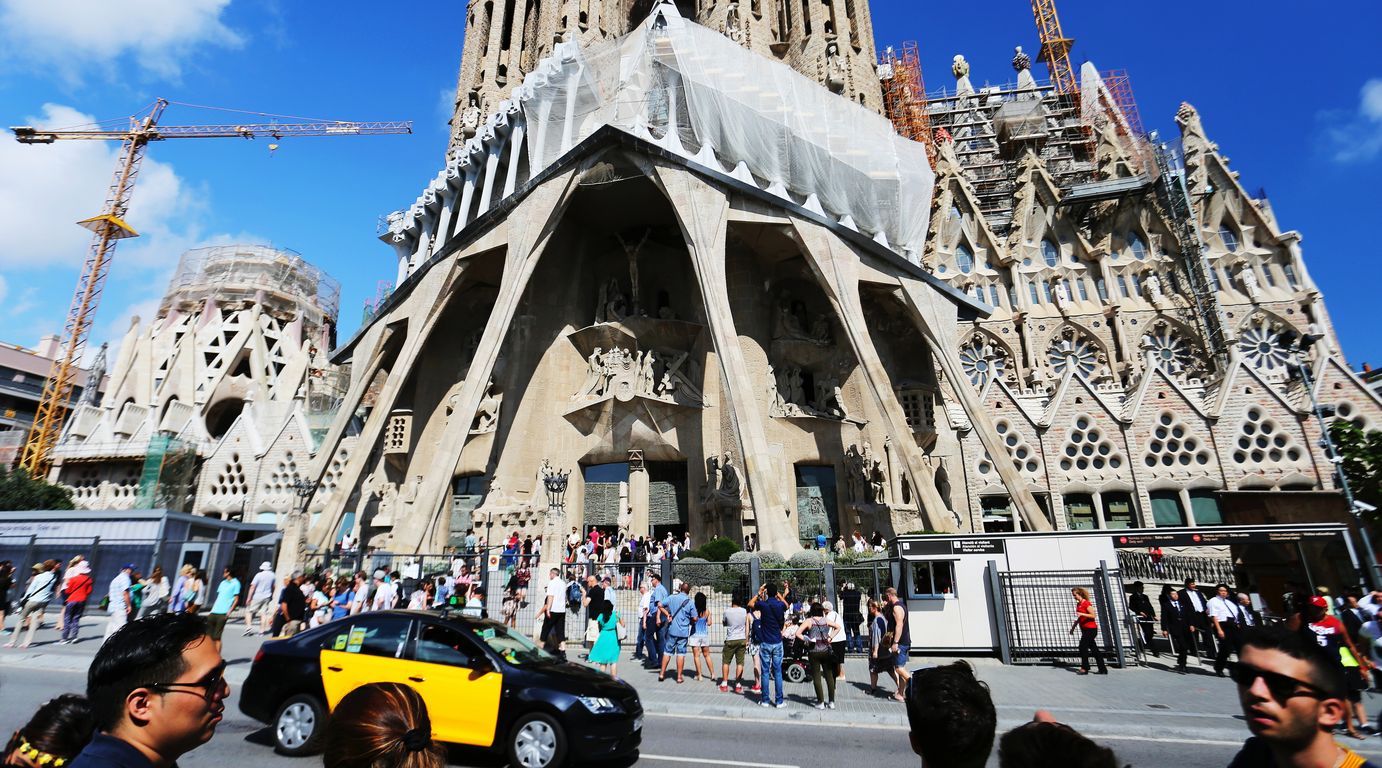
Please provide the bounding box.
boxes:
[902,538,1006,556]
[1112,529,1342,549]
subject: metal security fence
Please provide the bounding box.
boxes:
[994,563,1134,668]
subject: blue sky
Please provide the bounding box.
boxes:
[1,0,1379,367]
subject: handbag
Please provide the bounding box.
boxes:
[585,618,600,643]
[617,619,628,640]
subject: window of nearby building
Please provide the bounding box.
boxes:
[1149,490,1186,526]
[1008,284,1019,307]
[1062,278,1073,299]
[1102,492,1136,528]
[989,284,1001,306]
[1117,275,1129,298]
[1042,281,1053,303]
[1189,490,1222,525]
[1064,494,1097,530]
[1283,263,1299,289]
[1095,276,1108,301]
[1209,266,1222,291]
[909,560,957,598]
[1029,281,1041,304]
[1042,239,1060,267]
[897,388,934,432]
[1220,225,1239,252]
[981,496,1015,533]
[956,244,974,274]
[1263,264,1277,287]
[1076,278,1089,301]
[949,204,963,221]
[1130,272,1143,296]
[975,284,986,303]
[1129,233,1148,261]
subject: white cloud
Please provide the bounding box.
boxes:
[1322,78,1382,164]
[0,0,241,80]
[0,104,201,272]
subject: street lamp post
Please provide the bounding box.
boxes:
[292,478,322,569]
[1286,332,1382,587]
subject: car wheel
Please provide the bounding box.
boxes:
[507,712,567,768]
[274,694,326,756]
[785,661,808,684]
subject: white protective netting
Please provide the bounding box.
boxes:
[519,5,933,257]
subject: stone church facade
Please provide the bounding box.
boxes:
[289,1,1382,559]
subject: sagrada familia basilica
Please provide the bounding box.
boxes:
[49,0,1382,557]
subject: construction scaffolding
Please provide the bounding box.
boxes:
[924,76,1093,229]
[878,42,933,163]
[161,245,341,329]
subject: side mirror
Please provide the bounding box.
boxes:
[468,657,494,677]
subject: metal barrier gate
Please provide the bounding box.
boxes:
[994,562,1135,667]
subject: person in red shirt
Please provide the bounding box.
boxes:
[59,560,94,645]
[1069,587,1107,675]
[1303,595,1372,739]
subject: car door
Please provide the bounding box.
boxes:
[319,615,416,709]
[408,621,503,747]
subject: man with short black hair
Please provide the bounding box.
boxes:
[1228,626,1378,767]
[277,571,307,637]
[72,613,227,767]
[205,568,240,652]
[906,661,996,768]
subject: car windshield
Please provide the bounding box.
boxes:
[466,621,554,666]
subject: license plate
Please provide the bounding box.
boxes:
[633,716,643,732]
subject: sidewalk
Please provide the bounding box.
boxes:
[7,612,1382,757]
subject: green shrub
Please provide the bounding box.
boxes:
[756,551,787,569]
[688,536,741,563]
[675,557,722,587]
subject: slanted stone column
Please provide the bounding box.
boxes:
[792,219,957,533]
[645,162,797,553]
[897,276,1052,532]
[627,464,650,538]
[398,166,584,553]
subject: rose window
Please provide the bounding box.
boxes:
[1238,318,1292,374]
[1047,332,1099,379]
[959,337,1008,387]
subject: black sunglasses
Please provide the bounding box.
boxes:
[150,664,228,702]
[1229,664,1331,702]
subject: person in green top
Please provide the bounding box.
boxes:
[588,599,624,678]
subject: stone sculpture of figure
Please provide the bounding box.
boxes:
[578,346,607,398]
[767,364,786,415]
[952,54,974,96]
[725,1,744,44]
[825,40,846,93]
[809,313,831,343]
[473,381,501,432]
[718,451,741,499]
[787,367,805,408]
[816,376,845,418]
[377,481,399,521]
[844,445,864,504]
[398,475,420,504]
[605,279,628,321]
[702,455,720,502]
[869,455,887,505]
[638,350,657,395]
[1239,264,1262,301]
[1144,271,1164,302]
[656,372,678,400]
[1054,280,1070,310]
[460,91,482,138]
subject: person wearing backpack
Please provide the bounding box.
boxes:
[802,602,842,709]
[58,560,93,645]
[5,561,58,650]
[658,581,696,683]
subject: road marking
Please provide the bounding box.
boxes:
[640,755,799,768]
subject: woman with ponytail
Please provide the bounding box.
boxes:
[323,683,446,768]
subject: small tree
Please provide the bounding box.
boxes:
[1332,421,1382,529]
[0,467,75,511]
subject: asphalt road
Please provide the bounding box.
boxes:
[0,662,1248,767]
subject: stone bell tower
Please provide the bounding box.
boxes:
[447,0,885,147]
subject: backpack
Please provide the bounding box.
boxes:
[566,581,582,609]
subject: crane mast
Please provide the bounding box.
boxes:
[13,98,411,478]
[1031,0,1077,95]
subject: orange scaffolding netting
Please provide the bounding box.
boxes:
[879,41,933,163]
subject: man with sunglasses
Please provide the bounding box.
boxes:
[1228,626,1377,768]
[71,613,228,767]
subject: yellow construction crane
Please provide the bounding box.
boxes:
[1031,0,1077,95]
[12,98,412,478]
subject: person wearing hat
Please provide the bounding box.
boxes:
[4,560,58,649]
[243,561,278,637]
[103,564,136,640]
[1301,597,1374,740]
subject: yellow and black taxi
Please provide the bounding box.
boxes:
[239,609,642,767]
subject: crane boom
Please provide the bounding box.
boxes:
[12,120,414,143]
[15,98,411,478]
